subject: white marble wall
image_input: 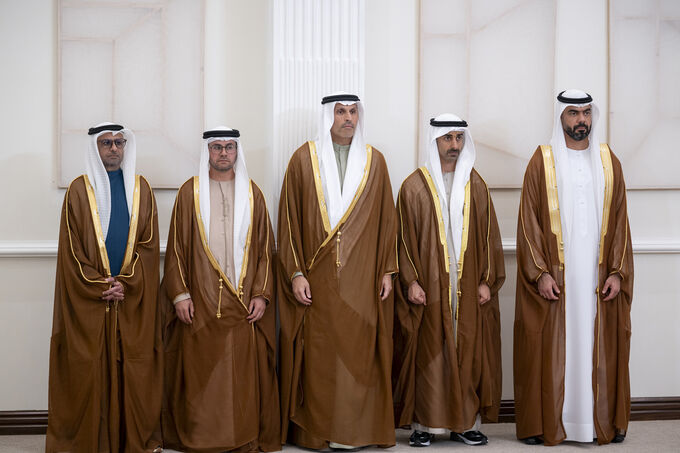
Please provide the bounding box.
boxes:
[609,0,680,188]
[420,0,679,189]
[58,0,204,188]
[419,0,556,187]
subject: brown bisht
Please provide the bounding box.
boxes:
[161,177,279,453]
[47,175,162,453]
[514,145,633,445]
[278,142,398,448]
[392,168,505,432]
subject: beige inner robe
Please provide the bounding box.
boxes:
[209,178,236,285]
[172,178,236,305]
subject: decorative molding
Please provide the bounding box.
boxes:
[0,241,167,258]
[1,240,679,258]
[0,242,58,258]
[4,397,678,435]
[500,239,680,256]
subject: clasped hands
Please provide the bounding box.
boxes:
[102,277,124,302]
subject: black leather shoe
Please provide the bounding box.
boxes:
[611,433,625,443]
[451,431,488,445]
[409,430,434,447]
[522,436,543,445]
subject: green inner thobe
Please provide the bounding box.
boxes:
[333,142,350,191]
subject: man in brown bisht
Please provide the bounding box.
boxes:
[392,114,505,447]
[47,123,162,453]
[161,126,279,453]
[278,93,398,450]
[514,90,633,446]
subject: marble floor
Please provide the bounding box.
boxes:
[4,421,679,452]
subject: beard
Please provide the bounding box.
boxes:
[101,153,123,170]
[564,122,591,141]
[209,158,234,172]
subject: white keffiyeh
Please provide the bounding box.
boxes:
[198,126,251,284]
[424,113,476,263]
[315,92,368,229]
[85,122,136,239]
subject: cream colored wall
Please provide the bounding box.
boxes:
[0,0,678,411]
[0,0,60,410]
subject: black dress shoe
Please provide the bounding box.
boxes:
[451,430,488,446]
[611,433,625,443]
[409,430,434,447]
[522,436,543,445]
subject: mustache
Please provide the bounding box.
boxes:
[447,148,461,153]
[564,123,591,141]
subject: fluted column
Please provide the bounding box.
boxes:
[272,0,365,205]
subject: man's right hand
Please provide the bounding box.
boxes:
[176,298,195,324]
[408,281,427,305]
[538,273,560,301]
[102,277,124,302]
[292,275,312,305]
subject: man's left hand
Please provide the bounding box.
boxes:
[247,296,267,323]
[602,274,622,301]
[379,274,393,301]
[478,283,491,305]
[102,277,124,302]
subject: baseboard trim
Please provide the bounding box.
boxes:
[1,397,678,435]
[0,411,47,435]
[497,397,680,423]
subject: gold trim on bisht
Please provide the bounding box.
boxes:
[170,187,188,289]
[419,167,451,315]
[308,141,332,235]
[420,167,472,326]
[65,179,109,284]
[595,144,615,384]
[83,174,111,277]
[598,144,614,264]
[540,145,564,270]
[137,176,154,245]
[283,171,301,272]
[397,190,419,281]
[192,176,252,315]
[307,144,373,271]
[455,181,471,323]
[119,175,141,276]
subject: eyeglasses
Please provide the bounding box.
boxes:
[209,143,237,153]
[97,138,127,149]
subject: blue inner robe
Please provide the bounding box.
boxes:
[105,169,130,276]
